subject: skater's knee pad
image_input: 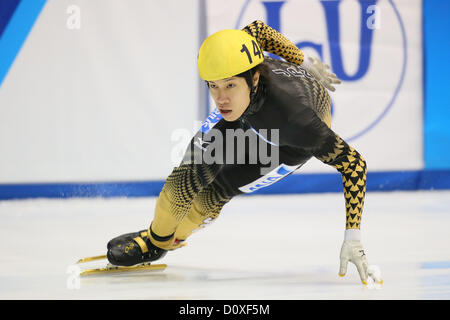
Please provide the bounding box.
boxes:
[173,183,232,241]
[173,201,219,241]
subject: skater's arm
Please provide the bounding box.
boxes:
[242,20,305,65]
[285,107,367,230]
[312,133,367,230]
[294,113,378,285]
[242,20,341,91]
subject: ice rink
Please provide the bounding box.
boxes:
[1,190,449,300]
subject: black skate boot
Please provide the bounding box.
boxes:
[106,230,167,267]
[107,230,146,250]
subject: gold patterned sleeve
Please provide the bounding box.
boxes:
[242,20,304,65]
[313,134,367,230]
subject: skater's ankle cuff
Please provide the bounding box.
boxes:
[150,228,174,242]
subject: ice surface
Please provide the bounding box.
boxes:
[1,190,449,299]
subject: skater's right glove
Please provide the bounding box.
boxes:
[339,240,383,285]
[301,54,341,92]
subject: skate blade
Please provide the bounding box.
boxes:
[77,254,107,264]
[80,262,167,276]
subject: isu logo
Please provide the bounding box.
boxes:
[235,0,407,142]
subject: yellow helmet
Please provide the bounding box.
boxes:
[197,29,264,81]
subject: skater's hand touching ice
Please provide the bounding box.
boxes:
[338,240,383,285]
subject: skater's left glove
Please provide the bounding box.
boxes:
[301,54,341,92]
[339,240,383,285]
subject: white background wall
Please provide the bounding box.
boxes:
[0,0,200,183]
[0,0,423,184]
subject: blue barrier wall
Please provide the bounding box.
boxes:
[424,0,450,169]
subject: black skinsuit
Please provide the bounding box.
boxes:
[164,55,366,233]
[106,21,369,267]
[147,21,367,252]
[186,57,331,197]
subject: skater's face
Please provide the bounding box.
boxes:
[208,72,260,121]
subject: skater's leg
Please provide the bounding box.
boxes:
[106,147,223,266]
[106,163,219,266]
[148,162,221,249]
[173,179,234,241]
